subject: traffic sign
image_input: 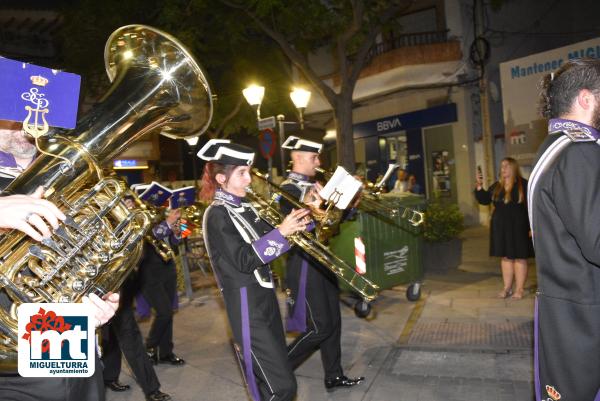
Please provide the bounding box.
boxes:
[258,116,276,130]
[258,129,277,159]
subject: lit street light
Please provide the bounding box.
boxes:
[289,87,311,129]
[242,84,265,118]
[243,84,311,175]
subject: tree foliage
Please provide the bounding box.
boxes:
[221,0,415,171]
[58,0,296,137]
[57,0,415,152]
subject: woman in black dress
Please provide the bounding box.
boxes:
[199,139,310,401]
[475,157,533,299]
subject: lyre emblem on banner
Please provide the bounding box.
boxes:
[21,75,50,138]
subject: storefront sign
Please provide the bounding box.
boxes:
[500,37,600,164]
[113,159,148,169]
[353,103,457,139]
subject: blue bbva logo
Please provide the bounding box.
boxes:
[18,303,95,377]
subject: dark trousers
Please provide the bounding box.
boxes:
[102,273,160,396]
[0,354,104,401]
[139,248,177,358]
[535,295,600,401]
[225,286,296,401]
[286,253,343,379]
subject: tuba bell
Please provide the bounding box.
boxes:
[0,25,213,372]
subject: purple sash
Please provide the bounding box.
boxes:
[240,286,260,401]
[286,258,308,332]
[534,297,541,401]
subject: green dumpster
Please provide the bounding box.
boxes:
[328,193,426,317]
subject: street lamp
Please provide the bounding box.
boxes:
[242,84,265,119]
[243,84,311,176]
[290,87,311,129]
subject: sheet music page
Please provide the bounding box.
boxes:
[318,166,362,209]
[375,164,399,188]
[139,181,173,206]
[131,183,150,196]
[170,186,196,208]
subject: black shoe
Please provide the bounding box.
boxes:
[146,390,172,401]
[324,375,365,392]
[105,381,131,392]
[146,347,158,365]
[159,353,185,365]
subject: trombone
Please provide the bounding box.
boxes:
[315,167,425,227]
[249,170,379,301]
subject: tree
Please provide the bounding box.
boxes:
[221,0,415,171]
[58,0,296,139]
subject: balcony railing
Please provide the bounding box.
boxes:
[366,29,450,62]
[323,29,459,85]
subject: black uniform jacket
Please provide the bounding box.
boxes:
[530,132,600,400]
[532,133,600,303]
[203,197,290,290]
[279,175,324,269]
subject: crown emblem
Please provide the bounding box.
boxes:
[545,385,561,400]
[30,75,49,86]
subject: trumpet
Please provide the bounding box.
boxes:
[180,202,205,228]
[142,202,205,261]
[249,171,379,301]
[315,167,424,227]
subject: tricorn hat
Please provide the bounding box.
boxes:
[281,136,322,154]
[197,139,255,166]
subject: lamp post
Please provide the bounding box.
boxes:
[243,84,311,176]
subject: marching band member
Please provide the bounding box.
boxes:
[100,195,172,401]
[199,139,309,401]
[0,120,118,401]
[529,58,600,401]
[280,136,364,392]
[139,207,186,366]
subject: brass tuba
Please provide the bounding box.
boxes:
[0,25,213,372]
[248,171,379,301]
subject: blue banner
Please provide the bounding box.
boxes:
[0,57,81,129]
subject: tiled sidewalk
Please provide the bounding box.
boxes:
[108,226,536,401]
